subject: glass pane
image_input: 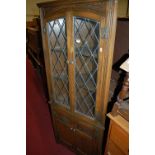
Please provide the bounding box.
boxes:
[48,18,69,107]
[74,17,100,118]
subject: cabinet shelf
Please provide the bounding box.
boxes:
[53,73,68,81]
[53,74,96,92]
[75,49,98,59]
[54,95,69,106]
[51,47,67,53]
[51,48,98,59]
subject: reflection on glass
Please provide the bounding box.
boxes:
[74,17,100,118]
[48,18,69,107]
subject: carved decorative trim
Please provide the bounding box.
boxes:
[44,2,106,18]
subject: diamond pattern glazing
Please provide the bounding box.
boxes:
[74,17,100,118]
[48,18,69,107]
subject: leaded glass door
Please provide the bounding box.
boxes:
[46,15,102,118]
[74,16,100,118]
[47,17,70,108]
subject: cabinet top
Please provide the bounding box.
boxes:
[37,0,112,8]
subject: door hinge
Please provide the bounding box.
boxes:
[101,27,109,39]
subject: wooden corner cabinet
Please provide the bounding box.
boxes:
[37,0,117,154]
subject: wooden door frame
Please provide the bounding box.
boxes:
[40,6,109,121]
[40,9,72,111]
[71,11,106,122]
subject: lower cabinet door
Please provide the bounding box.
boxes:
[55,118,75,149]
[53,112,100,155]
[75,129,96,155]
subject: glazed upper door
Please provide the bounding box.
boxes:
[47,17,70,108]
[73,15,102,119]
[45,12,104,119]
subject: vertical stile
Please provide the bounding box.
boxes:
[66,12,75,113]
[101,0,118,124]
[39,8,53,100]
[95,17,106,121]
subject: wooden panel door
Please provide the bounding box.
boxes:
[55,116,75,149]
[75,128,95,155]
[74,122,98,155]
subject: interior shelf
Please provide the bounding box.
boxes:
[75,49,98,59]
[53,73,68,81]
[54,95,69,107]
[51,47,98,59]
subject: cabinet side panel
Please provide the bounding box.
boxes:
[39,8,53,100]
[102,0,118,124]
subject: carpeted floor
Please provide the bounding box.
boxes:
[26,57,75,155]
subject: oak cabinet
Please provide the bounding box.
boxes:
[37,0,117,154]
